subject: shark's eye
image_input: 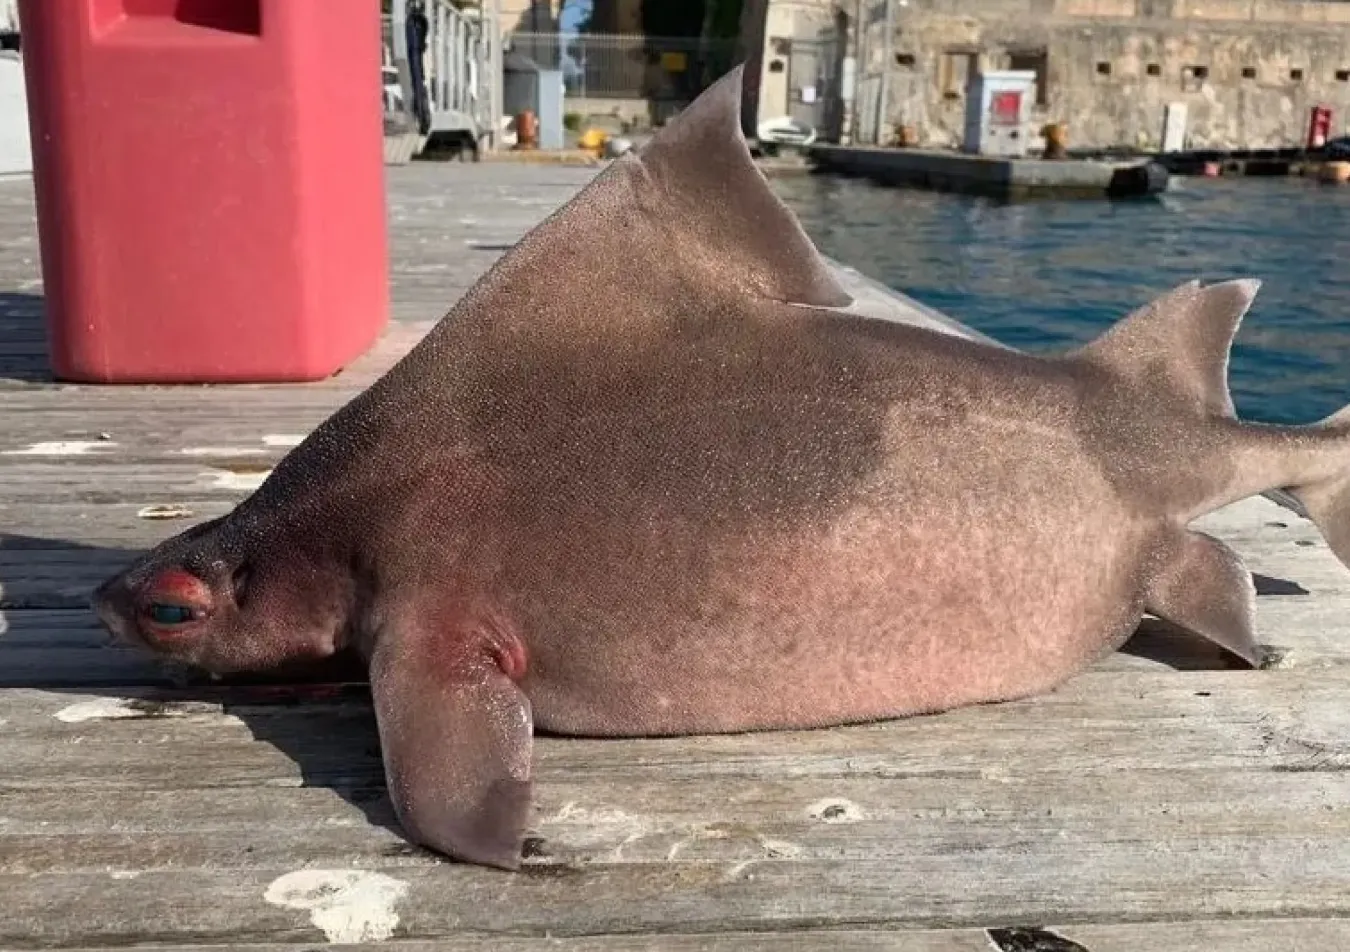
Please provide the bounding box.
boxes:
[145,603,200,626]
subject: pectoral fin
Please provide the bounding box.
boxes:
[1145,530,1260,666]
[369,621,534,870]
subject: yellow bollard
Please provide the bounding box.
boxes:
[578,127,609,157]
[1041,122,1068,160]
[1318,160,1350,184]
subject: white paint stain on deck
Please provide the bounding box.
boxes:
[54,699,146,723]
[547,800,653,849]
[179,434,304,458]
[54,697,243,725]
[137,504,195,521]
[180,447,269,457]
[204,470,272,492]
[264,870,409,944]
[3,441,117,456]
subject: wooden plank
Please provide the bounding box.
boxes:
[5,667,1350,786]
[0,320,432,394]
[0,648,193,689]
[9,761,1350,873]
[6,826,1350,945]
[1,502,242,545]
[25,920,1350,952]
[0,609,107,643]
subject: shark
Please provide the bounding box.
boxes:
[93,64,1350,871]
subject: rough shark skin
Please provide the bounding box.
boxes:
[94,65,1350,871]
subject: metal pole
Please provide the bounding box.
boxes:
[857,0,870,143]
[434,1,448,115]
[843,0,862,143]
[488,0,504,153]
[390,0,415,120]
[875,0,893,145]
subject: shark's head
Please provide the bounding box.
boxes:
[91,509,355,676]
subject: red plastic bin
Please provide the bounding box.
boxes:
[18,0,389,383]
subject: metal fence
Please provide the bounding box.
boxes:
[507,32,739,103]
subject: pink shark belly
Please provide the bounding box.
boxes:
[519,485,1156,738]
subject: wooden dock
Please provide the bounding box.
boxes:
[5,163,1350,950]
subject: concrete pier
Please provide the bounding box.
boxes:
[809,144,1168,200]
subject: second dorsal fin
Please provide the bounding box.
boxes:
[1069,279,1260,418]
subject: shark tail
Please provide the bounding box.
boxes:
[1286,404,1350,568]
[1068,279,1350,572]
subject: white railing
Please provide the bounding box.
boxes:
[424,1,482,120]
[384,0,502,150]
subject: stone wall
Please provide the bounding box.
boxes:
[858,0,1350,150]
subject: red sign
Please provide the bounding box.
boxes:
[989,90,1023,125]
[1308,105,1333,149]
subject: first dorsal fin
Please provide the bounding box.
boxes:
[622,64,852,308]
[418,61,853,356]
[1069,279,1260,418]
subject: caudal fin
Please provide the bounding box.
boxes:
[1288,404,1350,568]
[1076,280,1350,570]
[1068,279,1260,420]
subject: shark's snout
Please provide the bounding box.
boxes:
[90,572,136,643]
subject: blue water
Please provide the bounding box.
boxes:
[772,174,1350,425]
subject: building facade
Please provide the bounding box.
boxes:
[497,0,563,35]
[851,0,1350,151]
[587,0,643,34]
[745,0,841,133]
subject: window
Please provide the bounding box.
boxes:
[895,52,916,67]
[1146,62,1161,76]
[1291,68,1305,81]
[1181,64,1208,92]
[1008,49,1049,106]
[1096,61,1112,76]
[1337,69,1350,82]
[1241,66,1256,79]
[938,50,978,98]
